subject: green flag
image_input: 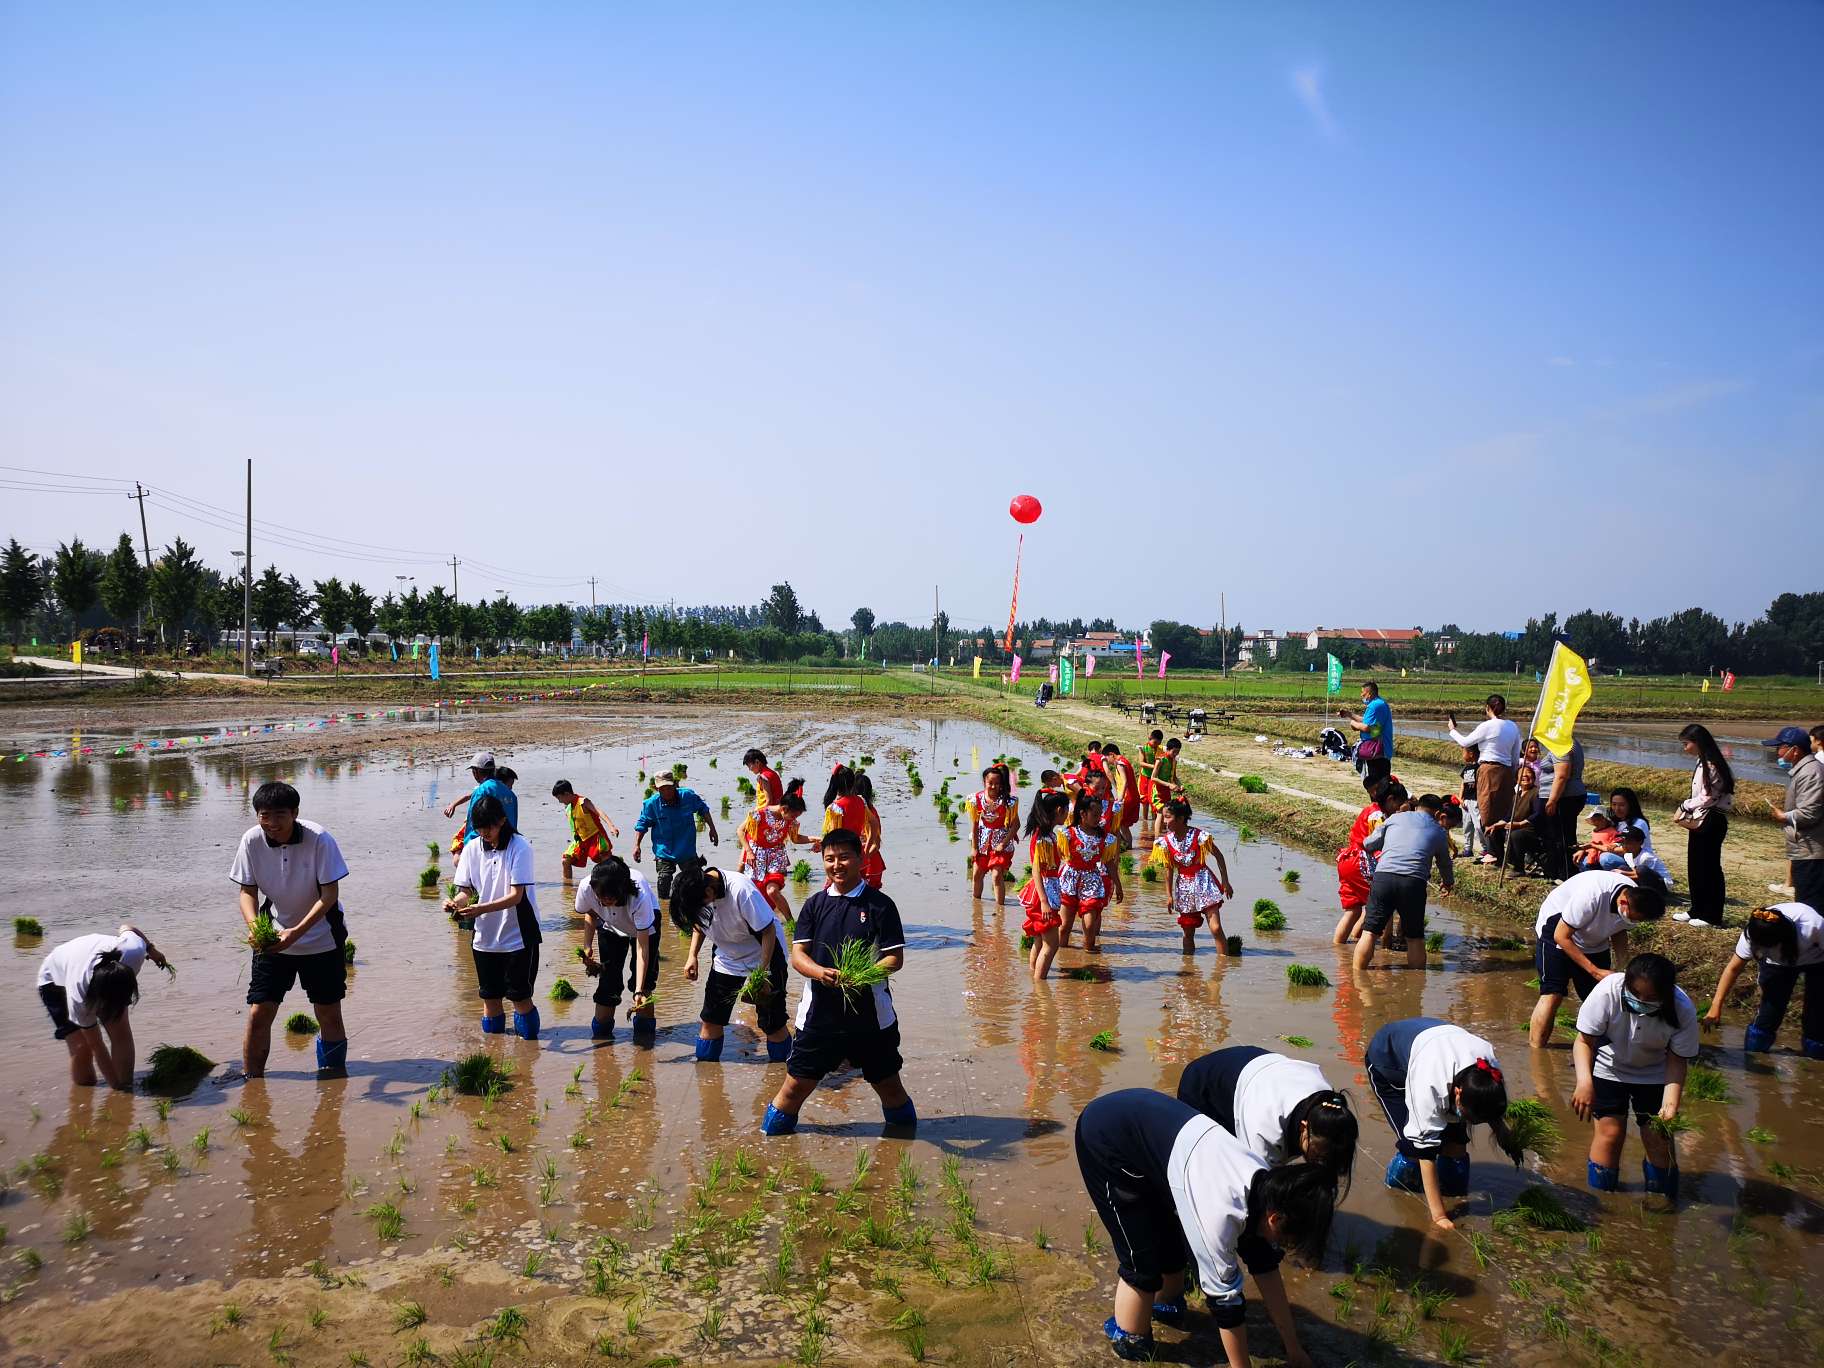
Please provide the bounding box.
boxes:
[1060,655,1075,697]
[1325,653,1343,695]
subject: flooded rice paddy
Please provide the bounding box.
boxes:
[2,707,1822,1365]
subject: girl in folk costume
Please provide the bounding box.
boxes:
[1148,738,1185,819]
[1333,777,1403,945]
[1101,743,1142,849]
[1022,790,1071,981]
[739,779,818,921]
[1151,799,1236,955]
[821,765,882,888]
[854,772,887,890]
[1136,729,1165,831]
[969,764,1020,904]
[1059,791,1123,955]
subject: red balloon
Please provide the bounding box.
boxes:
[1009,494,1042,524]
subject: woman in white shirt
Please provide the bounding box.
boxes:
[575,856,658,1042]
[1703,903,1824,1056]
[668,857,791,1063]
[1672,724,1735,928]
[443,794,543,1040]
[36,924,168,1088]
[1572,953,1699,1199]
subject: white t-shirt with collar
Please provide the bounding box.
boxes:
[1536,871,1634,953]
[37,929,149,1028]
[1733,902,1824,968]
[701,869,782,976]
[227,819,350,957]
[456,832,539,953]
[574,870,658,938]
[1574,973,1701,1083]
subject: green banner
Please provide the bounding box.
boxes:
[1325,653,1343,695]
[1060,655,1075,697]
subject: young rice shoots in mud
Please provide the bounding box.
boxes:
[831,938,890,1008]
[451,1052,511,1096]
[1503,1098,1561,1157]
[14,916,44,937]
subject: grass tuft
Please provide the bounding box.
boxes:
[451,1052,511,1096]
[1286,963,1330,988]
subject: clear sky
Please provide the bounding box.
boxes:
[3,3,1819,635]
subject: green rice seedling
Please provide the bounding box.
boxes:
[384,1130,406,1158]
[1651,1112,1696,1138]
[218,1300,244,1326]
[1511,1186,1588,1232]
[1225,934,1244,956]
[1252,901,1286,932]
[521,1249,545,1278]
[428,841,442,859]
[62,1210,92,1244]
[1083,1222,1102,1255]
[417,865,440,889]
[347,1355,371,1367]
[569,1129,591,1150]
[400,1336,432,1366]
[695,1306,725,1345]
[17,1247,44,1273]
[488,1303,530,1342]
[249,911,281,950]
[1543,1304,1569,1342]
[790,859,813,884]
[393,1300,427,1331]
[671,762,687,782]
[396,1175,415,1196]
[229,1107,253,1128]
[831,937,891,1007]
[451,1051,510,1096]
[1286,964,1330,988]
[549,977,579,1001]
[739,964,773,1004]
[1488,935,1527,953]
[1278,1034,1315,1048]
[1503,1098,1561,1157]
[1088,1030,1117,1052]
[1139,864,1158,882]
[13,916,44,937]
[145,1043,213,1092]
[284,1013,319,1035]
[1746,1126,1776,1144]
[1524,975,1540,989]
[1065,965,1100,982]
[128,1125,153,1151]
[367,1201,404,1241]
[1466,1231,1492,1269]
[1508,1275,1533,1300]
[1686,1064,1732,1102]
[99,1146,123,1168]
[1237,824,1256,841]
[308,1306,327,1330]
[1119,852,1136,875]
[1770,1161,1796,1182]
[1033,1225,1050,1250]
[1237,775,1269,794]
[1412,1285,1453,1320]
[1426,932,1447,953]
[1282,869,1301,886]
[1438,1325,1471,1364]
[719,796,731,816]
[191,1127,212,1154]
[495,1133,515,1154]
[160,1148,182,1173]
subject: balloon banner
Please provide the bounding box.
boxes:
[1060,655,1074,696]
[1158,652,1170,680]
[1003,533,1023,651]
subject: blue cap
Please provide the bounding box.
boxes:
[1762,726,1809,749]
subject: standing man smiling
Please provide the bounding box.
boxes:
[230,781,352,1079]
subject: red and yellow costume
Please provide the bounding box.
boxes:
[823,794,883,889]
[863,802,886,890]
[563,796,612,866]
[1022,828,1064,936]
[1058,824,1112,917]
[1108,754,1141,831]
[744,805,796,891]
[1152,826,1224,929]
[968,789,1020,873]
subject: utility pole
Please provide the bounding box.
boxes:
[931,586,939,696]
[449,556,460,604]
[1220,591,1228,679]
[127,482,152,647]
[588,577,598,611]
[243,459,252,678]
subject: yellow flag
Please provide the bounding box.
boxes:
[972,656,982,679]
[71,640,82,665]
[1701,677,1711,693]
[1531,641,1593,758]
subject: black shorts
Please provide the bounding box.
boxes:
[473,946,539,1003]
[248,948,348,1006]
[700,945,788,1033]
[1363,872,1429,938]
[787,1020,904,1084]
[1536,914,1610,998]
[1365,1059,1467,1159]
[1176,1045,1268,1135]
[594,929,659,1009]
[1591,1076,1665,1122]
[654,857,679,898]
[39,984,83,1041]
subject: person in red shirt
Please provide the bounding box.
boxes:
[1101,743,1142,849]
[743,748,784,808]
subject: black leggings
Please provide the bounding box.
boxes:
[1685,814,1728,923]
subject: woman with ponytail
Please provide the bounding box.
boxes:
[1177,1046,1358,1188]
[37,923,169,1088]
[739,778,817,921]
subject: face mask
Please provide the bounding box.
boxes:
[1622,989,1657,1015]
[1778,757,1792,771]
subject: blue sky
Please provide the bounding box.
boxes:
[3,3,1819,635]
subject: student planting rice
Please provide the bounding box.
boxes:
[1074,1087,1334,1364]
[854,771,887,890]
[1136,729,1165,835]
[1529,868,1667,1048]
[968,764,1020,904]
[1148,737,1185,819]
[230,781,353,1078]
[1100,742,1141,848]
[1704,902,1824,1056]
[1365,1017,1522,1229]
[552,778,619,880]
[1022,789,1071,980]
[1059,791,1122,955]
[1332,777,1400,945]
[738,778,817,921]
[820,765,882,887]
[442,751,518,855]
[742,747,784,807]
[1151,800,1236,956]
[1572,952,1699,1197]
[1353,795,1453,973]
[1176,1047,1358,1182]
[444,793,543,1040]
[763,827,914,1134]
[36,922,169,1088]
[669,859,791,1062]
[574,857,658,1041]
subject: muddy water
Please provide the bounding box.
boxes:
[3,708,1821,1363]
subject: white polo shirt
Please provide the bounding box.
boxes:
[1574,973,1701,1084]
[1536,871,1634,953]
[701,869,782,975]
[228,820,350,957]
[1733,902,1824,968]
[456,832,539,953]
[37,929,149,1028]
[575,870,658,938]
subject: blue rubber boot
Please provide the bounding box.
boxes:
[695,1034,724,1062]
[632,1014,656,1043]
[1103,1316,1155,1362]
[766,1036,792,1063]
[315,1037,348,1073]
[883,1098,918,1128]
[480,1014,506,1035]
[1384,1152,1423,1193]
[1439,1154,1471,1197]
[761,1103,798,1136]
[1803,1038,1824,1062]
[1642,1161,1680,1200]
[591,1016,615,1040]
[1151,1299,1186,1327]
[1587,1160,1620,1191]
[1744,1022,1777,1053]
[513,1007,540,1041]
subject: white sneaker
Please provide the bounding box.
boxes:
[1685,918,1713,928]
[1672,911,1691,922]
[1770,883,1797,897]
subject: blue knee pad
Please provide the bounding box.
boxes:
[761,1103,798,1136]
[1744,1023,1777,1053]
[315,1037,348,1072]
[1587,1160,1620,1191]
[1384,1153,1423,1193]
[1439,1154,1471,1197]
[591,1017,615,1040]
[1803,1038,1824,1062]
[480,1014,507,1035]
[512,1007,540,1041]
[882,1098,918,1127]
[1642,1160,1679,1200]
[766,1036,792,1063]
[695,1035,724,1062]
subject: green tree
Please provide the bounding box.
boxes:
[764,582,802,634]
[252,565,290,649]
[488,595,522,646]
[375,591,402,649]
[0,539,44,644]
[51,539,105,631]
[347,584,377,643]
[399,586,427,641]
[579,606,613,651]
[148,537,205,643]
[422,586,456,640]
[313,577,352,641]
[98,533,149,645]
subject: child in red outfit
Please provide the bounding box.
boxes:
[1059,791,1123,955]
[970,764,1020,904]
[1023,790,1070,980]
[1152,799,1235,955]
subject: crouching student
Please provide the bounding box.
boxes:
[669,858,791,1063]
[1365,1018,1521,1230]
[1703,903,1824,1057]
[1530,869,1666,1048]
[1177,1046,1358,1186]
[763,828,914,1134]
[1355,801,1454,972]
[444,793,542,1040]
[1075,1087,1334,1365]
[575,857,658,1042]
[1572,953,1699,1198]
[37,923,169,1088]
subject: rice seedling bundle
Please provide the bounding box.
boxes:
[1509,1186,1587,1232]
[1238,775,1269,794]
[145,1044,214,1092]
[1286,964,1330,988]
[248,912,281,952]
[417,866,440,889]
[451,1052,511,1097]
[790,860,813,884]
[1252,899,1286,931]
[549,978,579,1002]
[1502,1098,1560,1157]
[830,939,891,1009]
[1088,1030,1116,1052]
[739,965,773,1003]
[284,1013,319,1035]
[13,916,44,937]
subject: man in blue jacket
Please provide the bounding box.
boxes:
[632,772,717,898]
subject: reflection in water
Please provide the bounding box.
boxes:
[236,1078,348,1277]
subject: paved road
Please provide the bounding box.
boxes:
[12,655,265,683]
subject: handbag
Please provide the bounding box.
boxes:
[1356,737,1384,761]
